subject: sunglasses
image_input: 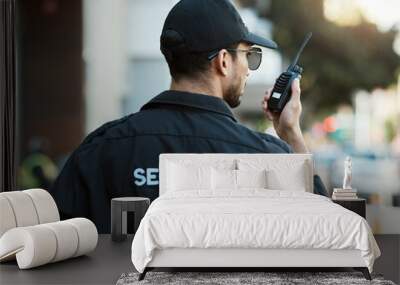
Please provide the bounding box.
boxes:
[207,47,263,70]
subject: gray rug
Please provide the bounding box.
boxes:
[116,271,396,285]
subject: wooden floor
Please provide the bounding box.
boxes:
[373,234,400,284]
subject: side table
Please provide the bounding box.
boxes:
[332,198,366,218]
[111,197,150,242]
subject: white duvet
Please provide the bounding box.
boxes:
[131,190,380,273]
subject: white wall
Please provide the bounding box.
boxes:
[123,0,178,114]
[83,0,128,133]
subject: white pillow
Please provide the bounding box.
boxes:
[211,169,268,191]
[266,168,307,191]
[237,157,310,192]
[167,162,212,191]
[211,168,237,190]
[236,169,268,189]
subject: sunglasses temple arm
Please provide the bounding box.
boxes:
[207,51,219,60]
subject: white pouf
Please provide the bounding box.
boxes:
[0,219,98,269]
[24,188,60,224]
[0,189,98,269]
[0,189,60,237]
[1,191,39,228]
[0,196,17,237]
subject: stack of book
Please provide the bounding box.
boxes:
[332,188,358,200]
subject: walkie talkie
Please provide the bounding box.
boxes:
[268,32,312,113]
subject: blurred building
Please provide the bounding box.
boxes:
[83,0,282,133]
[354,88,399,152]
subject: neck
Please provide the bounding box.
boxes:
[170,77,223,99]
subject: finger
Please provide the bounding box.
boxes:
[264,110,274,121]
[292,78,301,94]
[263,107,279,121]
[262,97,269,109]
[291,78,301,101]
[264,87,273,100]
[269,111,280,122]
[262,100,267,111]
[261,101,272,118]
[262,95,272,112]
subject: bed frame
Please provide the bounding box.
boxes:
[138,154,372,281]
[139,248,371,280]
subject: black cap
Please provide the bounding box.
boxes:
[160,0,278,54]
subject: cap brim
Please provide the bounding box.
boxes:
[243,32,278,49]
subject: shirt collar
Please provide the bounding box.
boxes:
[140,90,237,122]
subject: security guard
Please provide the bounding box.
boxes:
[50,0,328,233]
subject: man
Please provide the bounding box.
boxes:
[51,0,327,233]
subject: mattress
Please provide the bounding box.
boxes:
[131,190,380,273]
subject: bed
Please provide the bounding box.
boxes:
[131,153,381,281]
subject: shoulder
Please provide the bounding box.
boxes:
[72,105,183,159]
[73,113,143,158]
[233,122,293,153]
[256,131,293,153]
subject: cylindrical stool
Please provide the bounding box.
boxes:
[111,197,150,242]
[393,194,400,207]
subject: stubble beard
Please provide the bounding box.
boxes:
[223,78,243,108]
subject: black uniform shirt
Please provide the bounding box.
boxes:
[50,90,328,233]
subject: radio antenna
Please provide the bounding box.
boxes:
[287,32,312,71]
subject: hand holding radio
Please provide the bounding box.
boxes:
[267,32,312,113]
[262,78,302,140]
[263,79,309,153]
[262,32,312,145]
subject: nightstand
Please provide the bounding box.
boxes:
[332,198,366,218]
[111,197,150,242]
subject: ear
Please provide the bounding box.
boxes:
[213,49,231,77]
